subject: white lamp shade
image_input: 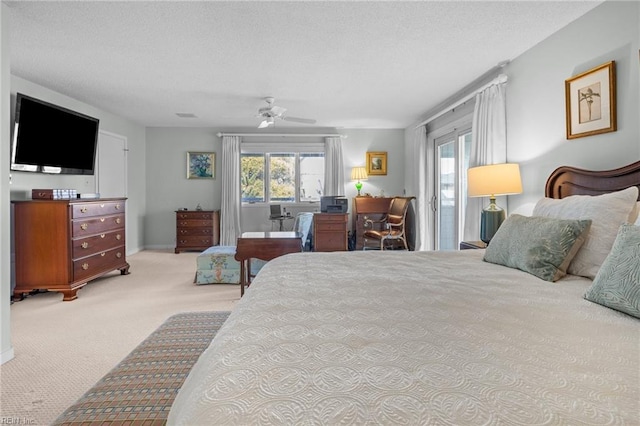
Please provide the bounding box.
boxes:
[467,163,523,197]
[350,166,368,181]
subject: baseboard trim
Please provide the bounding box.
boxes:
[1,346,15,365]
[144,245,178,251]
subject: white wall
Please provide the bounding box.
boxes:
[145,127,222,249]
[1,2,14,365]
[507,0,640,212]
[404,1,640,237]
[9,76,147,254]
[144,127,405,248]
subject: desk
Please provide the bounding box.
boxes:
[270,215,294,231]
[235,231,302,296]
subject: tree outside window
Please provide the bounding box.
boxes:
[241,151,324,203]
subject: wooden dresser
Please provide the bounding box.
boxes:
[313,213,348,252]
[175,210,220,253]
[13,198,130,301]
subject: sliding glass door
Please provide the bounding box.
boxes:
[435,129,471,250]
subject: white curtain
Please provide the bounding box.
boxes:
[220,135,242,246]
[324,137,345,196]
[412,125,434,250]
[463,79,507,241]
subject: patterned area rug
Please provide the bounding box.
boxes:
[52,311,230,425]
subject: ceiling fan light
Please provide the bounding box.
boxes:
[258,119,270,129]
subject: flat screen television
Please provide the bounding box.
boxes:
[11,93,99,175]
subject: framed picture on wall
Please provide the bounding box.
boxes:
[565,61,616,139]
[187,152,215,179]
[366,151,387,176]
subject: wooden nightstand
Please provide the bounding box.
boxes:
[459,240,487,250]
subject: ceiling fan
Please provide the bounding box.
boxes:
[256,97,316,128]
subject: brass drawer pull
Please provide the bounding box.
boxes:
[80,207,88,213]
[100,234,106,239]
[116,218,121,224]
[100,204,105,208]
[116,234,122,240]
[101,252,106,257]
[82,263,89,270]
[81,242,89,249]
[115,204,121,210]
[116,252,122,258]
[80,223,88,230]
[100,218,105,222]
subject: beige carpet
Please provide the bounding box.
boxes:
[0,250,240,426]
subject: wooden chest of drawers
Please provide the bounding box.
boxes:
[313,213,348,252]
[12,198,130,301]
[175,210,220,253]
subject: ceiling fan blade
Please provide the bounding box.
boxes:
[270,106,287,116]
[282,116,316,124]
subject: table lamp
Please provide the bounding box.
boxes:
[467,163,522,243]
[350,166,368,196]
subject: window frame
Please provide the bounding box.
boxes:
[241,143,325,205]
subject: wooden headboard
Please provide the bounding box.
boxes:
[545,160,640,200]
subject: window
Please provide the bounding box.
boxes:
[241,150,324,203]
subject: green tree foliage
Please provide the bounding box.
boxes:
[241,156,264,200]
[241,154,296,201]
[270,155,295,200]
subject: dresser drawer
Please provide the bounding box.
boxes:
[72,230,125,259]
[176,212,213,221]
[73,246,126,281]
[177,227,213,236]
[177,219,213,228]
[316,222,346,232]
[176,235,214,248]
[73,214,125,238]
[72,201,125,218]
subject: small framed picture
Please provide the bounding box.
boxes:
[187,152,215,179]
[366,151,387,176]
[565,61,616,139]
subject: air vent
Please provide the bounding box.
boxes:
[175,113,197,118]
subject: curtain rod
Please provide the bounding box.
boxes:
[415,73,508,129]
[217,132,347,138]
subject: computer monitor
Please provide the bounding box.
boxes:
[269,204,282,219]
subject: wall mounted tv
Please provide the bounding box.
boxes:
[11,93,99,175]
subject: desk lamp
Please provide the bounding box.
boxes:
[467,163,522,243]
[350,166,368,196]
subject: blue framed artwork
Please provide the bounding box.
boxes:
[187,151,215,179]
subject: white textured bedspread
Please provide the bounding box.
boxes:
[169,250,639,425]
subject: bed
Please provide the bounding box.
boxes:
[168,162,640,425]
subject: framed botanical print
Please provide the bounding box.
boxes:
[565,61,616,139]
[366,151,387,176]
[187,152,215,179]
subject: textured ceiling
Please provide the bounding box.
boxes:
[6,1,603,129]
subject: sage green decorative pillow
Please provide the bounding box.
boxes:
[483,214,592,282]
[584,224,640,319]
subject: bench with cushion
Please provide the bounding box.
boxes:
[194,246,265,285]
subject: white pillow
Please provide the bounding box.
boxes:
[532,186,639,279]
